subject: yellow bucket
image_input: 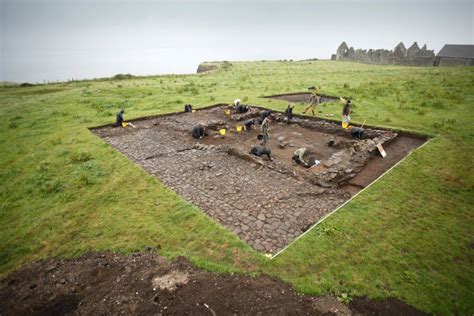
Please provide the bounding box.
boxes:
[342,122,349,129]
[225,109,231,116]
[236,125,243,132]
[219,128,226,136]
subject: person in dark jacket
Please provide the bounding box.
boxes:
[285,104,294,124]
[250,145,273,161]
[342,98,351,123]
[236,104,248,114]
[342,99,351,116]
[184,104,193,113]
[244,118,255,131]
[350,127,364,139]
[192,123,207,139]
[115,109,124,127]
[259,110,272,122]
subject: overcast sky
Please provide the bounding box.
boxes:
[1,0,473,82]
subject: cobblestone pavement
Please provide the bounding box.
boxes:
[93,105,397,253]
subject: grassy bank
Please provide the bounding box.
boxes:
[1,61,473,314]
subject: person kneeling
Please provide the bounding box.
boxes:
[184,104,193,113]
[350,127,364,139]
[192,123,207,139]
[236,104,248,114]
[114,109,125,127]
[292,148,319,168]
[244,118,255,131]
[233,99,248,114]
[250,145,273,161]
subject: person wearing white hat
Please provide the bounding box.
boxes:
[233,99,248,114]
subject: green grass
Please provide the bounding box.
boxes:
[1,61,473,314]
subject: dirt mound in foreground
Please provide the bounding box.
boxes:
[0,252,427,315]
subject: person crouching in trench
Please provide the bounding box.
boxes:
[350,126,364,139]
[115,109,125,127]
[292,148,319,168]
[192,122,207,139]
[250,145,273,161]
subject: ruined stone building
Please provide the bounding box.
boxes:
[435,45,474,66]
[331,41,436,66]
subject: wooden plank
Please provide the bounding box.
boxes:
[376,143,387,158]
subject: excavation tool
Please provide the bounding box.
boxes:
[122,122,136,128]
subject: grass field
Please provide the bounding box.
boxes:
[1,61,473,314]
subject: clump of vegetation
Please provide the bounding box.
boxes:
[20,82,35,87]
[112,73,134,80]
[70,151,92,164]
[222,61,232,71]
[314,223,340,237]
[28,161,64,195]
[178,81,199,95]
[72,160,107,187]
[420,99,446,109]
[337,293,353,304]
[8,116,23,129]
[80,89,92,97]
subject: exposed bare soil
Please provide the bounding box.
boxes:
[92,105,425,253]
[347,136,426,188]
[0,252,428,316]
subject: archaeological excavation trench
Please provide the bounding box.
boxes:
[92,104,426,254]
[262,92,340,104]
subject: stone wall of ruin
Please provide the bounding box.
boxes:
[332,42,436,67]
[333,53,435,67]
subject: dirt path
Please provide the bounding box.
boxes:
[0,252,427,315]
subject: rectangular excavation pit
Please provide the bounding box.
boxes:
[262,92,340,104]
[91,104,427,254]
